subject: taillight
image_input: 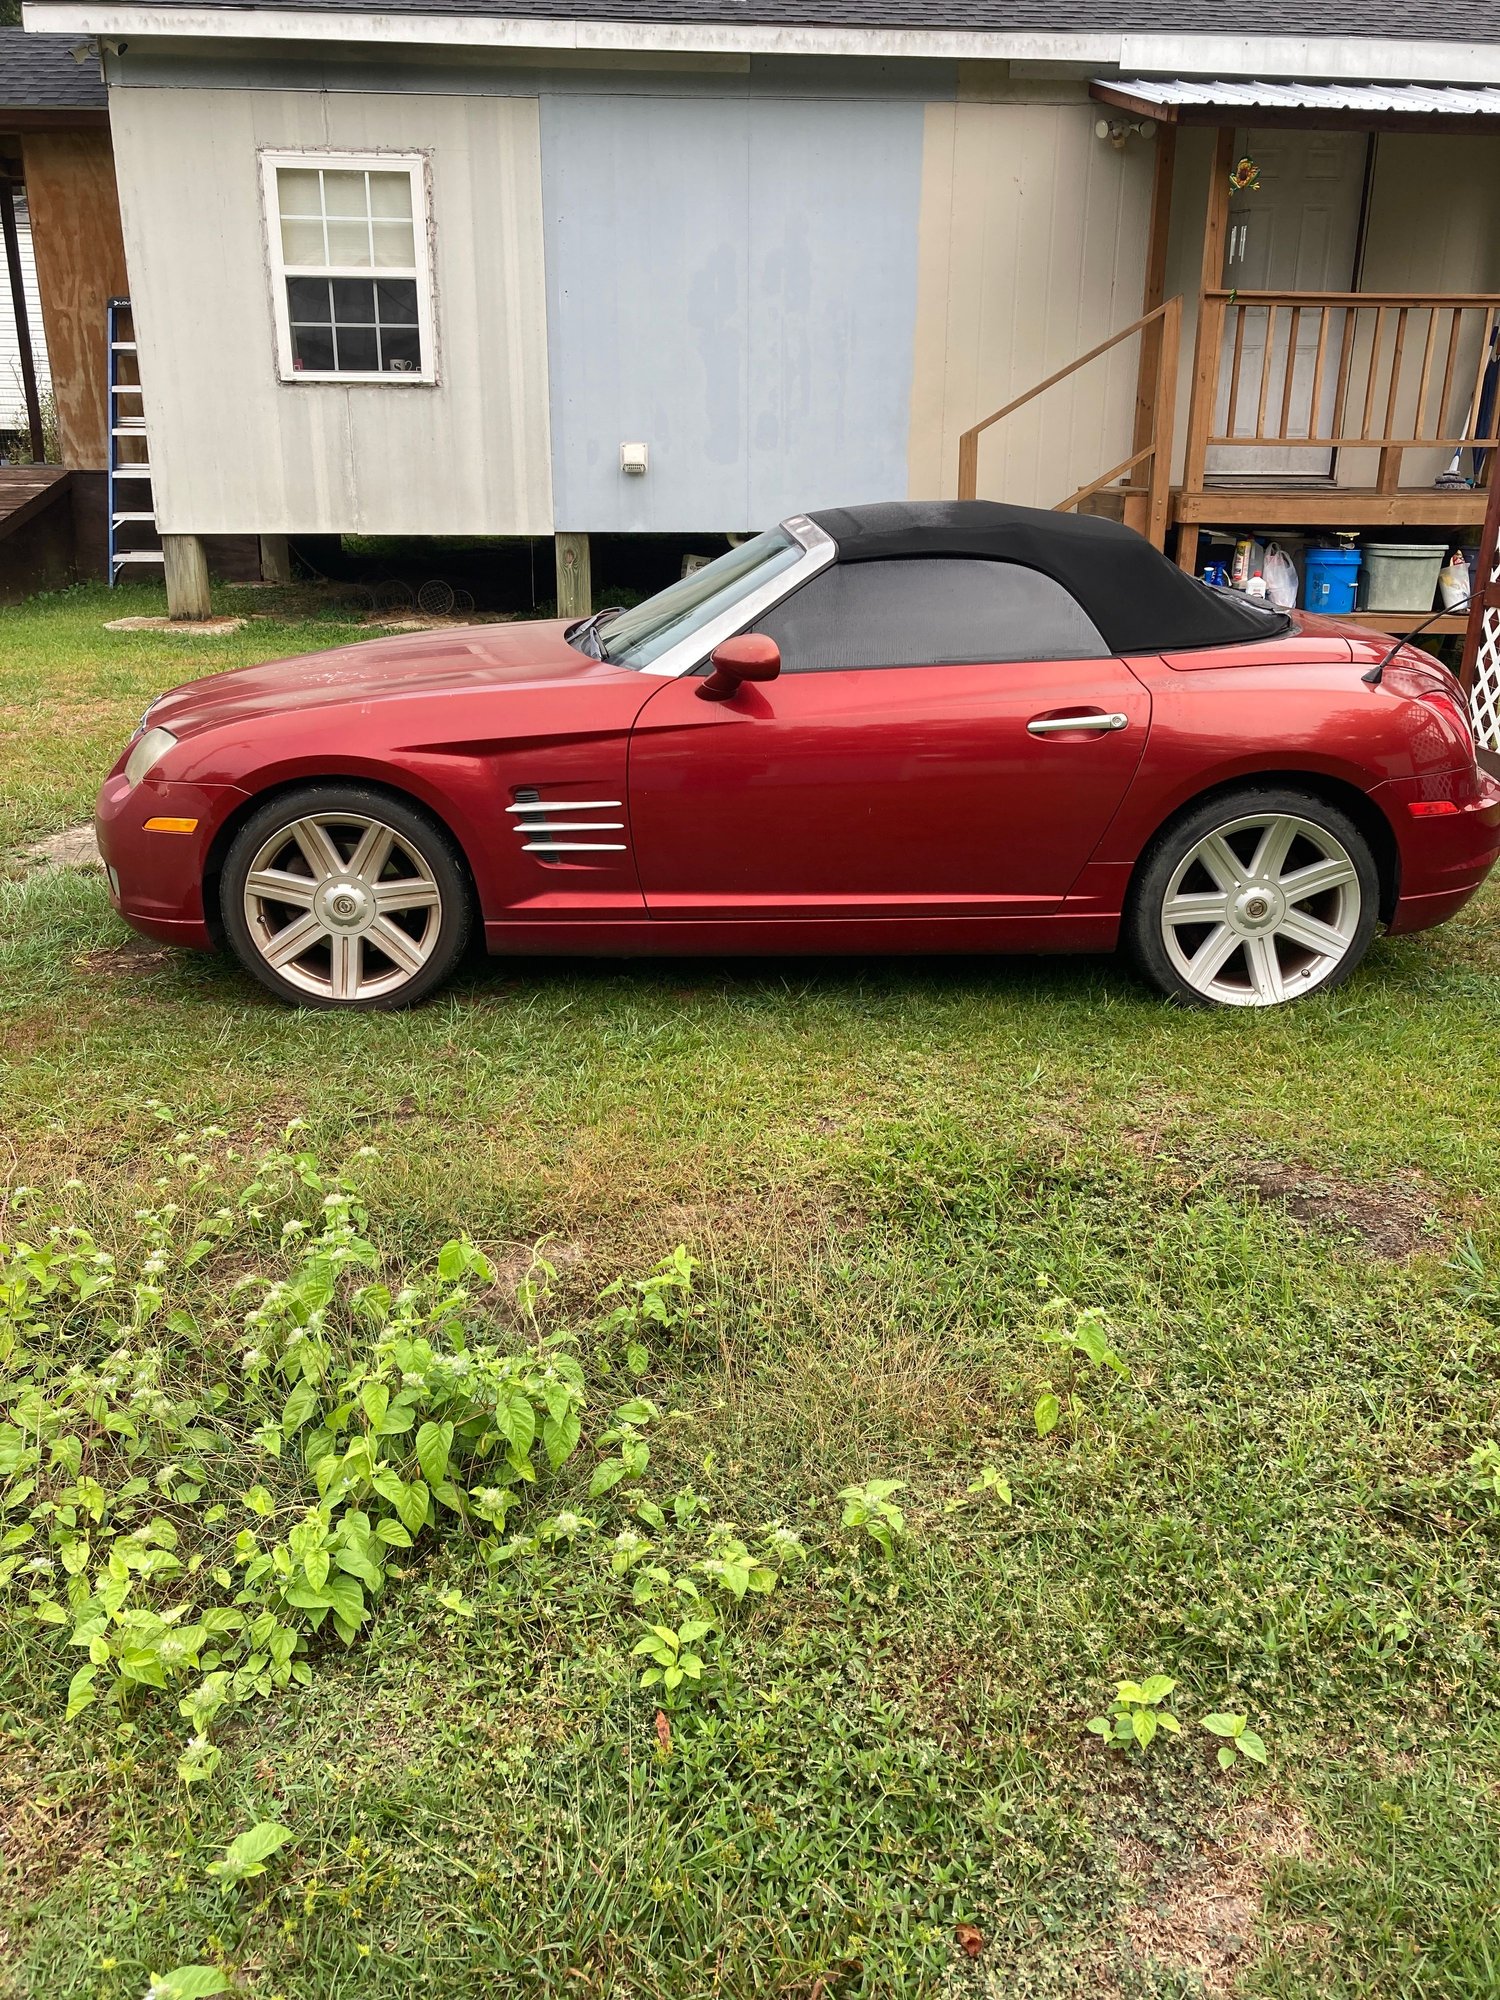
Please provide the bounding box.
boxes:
[1416,686,1478,763]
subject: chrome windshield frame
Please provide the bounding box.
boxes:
[632,515,838,678]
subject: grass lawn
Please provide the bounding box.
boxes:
[4,578,1500,1999]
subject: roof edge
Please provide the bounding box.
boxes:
[22,8,1500,88]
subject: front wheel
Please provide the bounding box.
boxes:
[1125,788,1380,1008]
[220,785,472,1009]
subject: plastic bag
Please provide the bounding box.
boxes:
[1263,543,1299,610]
[1438,551,1471,612]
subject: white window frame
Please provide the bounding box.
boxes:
[259,148,437,386]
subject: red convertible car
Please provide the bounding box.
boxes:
[97,501,1499,1011]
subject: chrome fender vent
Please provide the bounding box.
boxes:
[509,790,626,854]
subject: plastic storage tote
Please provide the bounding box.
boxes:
[1359,542,1445,613]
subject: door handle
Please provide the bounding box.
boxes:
[1026,712,1130,736]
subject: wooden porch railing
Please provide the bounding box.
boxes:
[956,295,1182,550]
[1185,290,1500,495]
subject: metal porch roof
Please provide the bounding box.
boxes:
[1096,76,1500,123]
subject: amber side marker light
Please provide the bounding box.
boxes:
[143,816,199,834]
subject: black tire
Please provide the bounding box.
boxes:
[220,783,472,1010]
[1124,786,1381,1009]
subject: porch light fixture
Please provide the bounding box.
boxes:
[1094,117,1156,148]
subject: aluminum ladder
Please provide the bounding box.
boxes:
[107,297,162,584]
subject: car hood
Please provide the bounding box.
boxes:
[143,618,637,733]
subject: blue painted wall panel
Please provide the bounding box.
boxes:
[541,91,924,533]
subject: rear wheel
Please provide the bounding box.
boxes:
[220,785,471,1009]
[1126,787,1379,1008]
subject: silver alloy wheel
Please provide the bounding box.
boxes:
[241,812,443,1003]
[1160,811,1363,1007]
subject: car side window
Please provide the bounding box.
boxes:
[752,557,1110,673]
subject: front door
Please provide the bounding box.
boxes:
[1208,129,1369,480]
[626,557,1151,922]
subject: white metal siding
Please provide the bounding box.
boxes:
[0,217,51,432]
[105,85,552,535]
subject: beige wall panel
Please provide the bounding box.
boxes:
[107,86,552,535]
[908,99,1154,508]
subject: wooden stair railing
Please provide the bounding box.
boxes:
[956,295,1182,550]
[1183,290,1500,497]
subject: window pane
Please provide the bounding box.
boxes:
[331,278,377,323]
[291,324,336,372]
[381,327,422,373]
[335,324,379,373]
[322,170,369,220]
[375,278,419,325]
[326,218,371,267]
[276,167,322,217]
[755,559,1110,672]
[274,159,425,381]
[372,219,416,269]
[369,171,413,219]
[280,217,326,266]
[286,276,332,323]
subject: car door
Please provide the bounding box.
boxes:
[627,556,1151,920]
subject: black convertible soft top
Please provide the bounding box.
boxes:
[808,500,1290,655]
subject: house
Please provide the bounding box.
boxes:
[16,0,1500,629]
[0,24,126,592]
[0,180,49,444]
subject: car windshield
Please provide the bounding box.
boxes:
[588,529,803,669]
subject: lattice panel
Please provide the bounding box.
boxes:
[1471,536,1500,754]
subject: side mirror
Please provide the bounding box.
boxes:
[697,633,781,702]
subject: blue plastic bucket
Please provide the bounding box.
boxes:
[1303,547,1360,615]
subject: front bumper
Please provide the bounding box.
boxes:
[1373,767,1500,935]
[95,772,248,950]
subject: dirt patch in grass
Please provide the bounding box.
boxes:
[1113,1793,1316,1997]
[72,939,177,978]
[12,824,100,871]
[0,1739,105,1908]
[1239,1160,1441,1259]
[103,615,246,636]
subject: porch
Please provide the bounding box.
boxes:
[958,81,1500,636]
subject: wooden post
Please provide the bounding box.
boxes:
[1182,128,1236,505]
[1146,294,1181,552]
[0,175,46,465]
[555,530,591,619]
[259,534,293,584]
[957,430,979,502]
[1133,123,1177,459]
[162,533,212,620]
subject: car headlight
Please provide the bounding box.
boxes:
[123,725,178,788]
